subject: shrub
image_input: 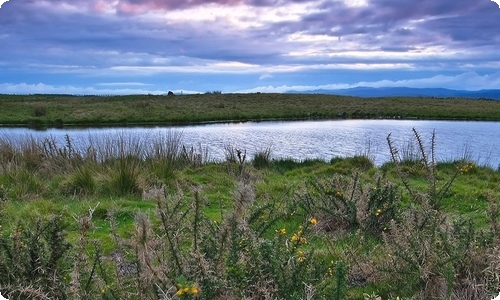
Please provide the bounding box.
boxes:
[386,128,465,209]
[379,128,498,299]
[295,173,400,237]
[379,203,480,299]
[296,174,363,232]
[0,214,71,299]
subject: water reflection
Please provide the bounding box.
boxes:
[1,120,499,168]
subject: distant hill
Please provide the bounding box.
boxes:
[288,87,500,100]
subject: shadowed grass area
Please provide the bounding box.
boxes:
[1,93,500,127]
[1,131,500,299]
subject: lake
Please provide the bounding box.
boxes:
[1,119,499,168]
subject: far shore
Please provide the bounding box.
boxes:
[1,93,500,128]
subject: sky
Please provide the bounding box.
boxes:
[1,0,500,95]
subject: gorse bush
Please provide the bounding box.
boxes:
[386,128,462,209]
[380,204,475,299]
[378,128,500,299]
[64,181,340,299]
[296,173,364,232]
[0,214,70,299]
[295,173,400,238]
[364,176,400,237]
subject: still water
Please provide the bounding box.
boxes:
[1,119,499,167]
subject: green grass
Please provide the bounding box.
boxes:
[1,93,500,127]
[1,124,500,298]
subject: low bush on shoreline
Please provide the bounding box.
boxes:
[1,131,500,299]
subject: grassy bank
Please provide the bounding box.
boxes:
[1,131,500,299]
[1,93,500,127]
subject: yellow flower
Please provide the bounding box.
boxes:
[291,234,299,242]
[276,228,286,235]
[175,289,185,296]
[296,250,306,262]
[310,218,317,225]
[190,286,199,294]
[459,163,475,174]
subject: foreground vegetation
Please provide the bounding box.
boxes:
[1,130,500,299]
[1,93,500,127]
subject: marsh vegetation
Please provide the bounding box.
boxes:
[1,130,500,299]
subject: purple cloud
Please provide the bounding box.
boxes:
[0,0,499,94]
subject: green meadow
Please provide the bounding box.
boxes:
[1,94,500,299]
[1,93,500,127]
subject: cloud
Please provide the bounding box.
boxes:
[355,72,500,90]
[0,82,179,95]
[237,71,500,93]
[0,0,499,93]
[259,74,273,80]
[2,71,500,95]
[96,82,153,87]
[0,0,9,9]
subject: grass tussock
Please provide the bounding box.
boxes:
[1,130,500,299]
